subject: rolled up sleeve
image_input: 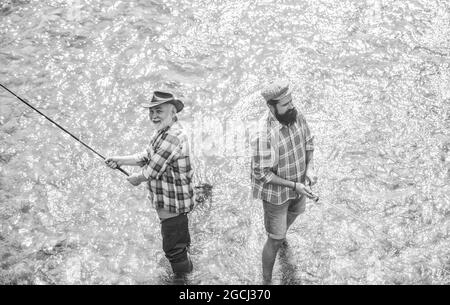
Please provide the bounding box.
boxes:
[299,113,314,151]
[132,150,150,167]
[251,134,276,184]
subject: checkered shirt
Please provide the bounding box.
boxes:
[134,121,194,214]
[251,110,314,205]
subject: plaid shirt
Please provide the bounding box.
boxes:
[251,110,314,205]
[133,120,194,214]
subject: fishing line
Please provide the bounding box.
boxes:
[312,189,450,277]
[0,83,129,176]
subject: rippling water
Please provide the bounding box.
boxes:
[0,0,449,284]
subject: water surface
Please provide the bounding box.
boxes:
[0,0,449,284]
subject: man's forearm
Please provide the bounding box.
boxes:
[115,155,142,166]
[262,150,314,188]
[266,174,296,189]
[305,150,314,171]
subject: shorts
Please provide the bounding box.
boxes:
[160,213,191,263]
[262,196,306,240]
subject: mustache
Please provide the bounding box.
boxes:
[275,107,297,124]
[286,108,296,114]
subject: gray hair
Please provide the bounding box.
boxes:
[167,103,178,121]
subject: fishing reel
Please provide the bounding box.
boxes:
[194,183,213,203]
[305,179,319,203]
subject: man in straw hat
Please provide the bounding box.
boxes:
[105,91,194,277]
[251,80,317,284]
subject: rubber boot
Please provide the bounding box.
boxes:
[171,256,193,274]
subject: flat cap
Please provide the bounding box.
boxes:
[261,79,292,102]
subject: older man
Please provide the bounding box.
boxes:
[105,91,194,276]
[251,80,318,284]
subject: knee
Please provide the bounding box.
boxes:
[267,237,284,250]
[164,247,188,264]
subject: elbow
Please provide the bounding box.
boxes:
[142,167,158,180]
[252,168,274,184]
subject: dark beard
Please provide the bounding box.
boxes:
[275,107,297,125]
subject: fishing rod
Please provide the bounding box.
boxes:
[305,179,319,202]
[0,83,129,177]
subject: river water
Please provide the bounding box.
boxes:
[0,0,449,284]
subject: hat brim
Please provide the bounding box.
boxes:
[141,99,184,113]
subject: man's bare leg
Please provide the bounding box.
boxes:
[262,237,284,284]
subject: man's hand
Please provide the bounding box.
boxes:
[294,182,315,199]
[305,169,318,186]
[127,173,146,186]
[105,156,122,169]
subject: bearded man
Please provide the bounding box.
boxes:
[251,80,318,284]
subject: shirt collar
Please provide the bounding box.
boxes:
[156,117,178,133]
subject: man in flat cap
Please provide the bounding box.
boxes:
[105,91,194,277]
[251,80,317,284]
